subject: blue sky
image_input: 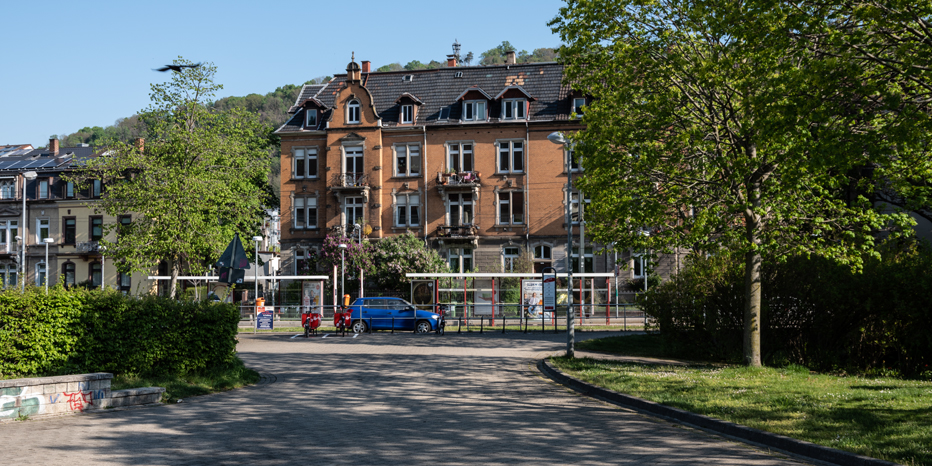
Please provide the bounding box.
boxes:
[1,0,566,148]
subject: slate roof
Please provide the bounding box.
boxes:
[276,62,573,134]
[287,84,328,113]
[0,145,97,173]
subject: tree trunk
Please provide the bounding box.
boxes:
[169,259,180,300]
[743,248,763,367]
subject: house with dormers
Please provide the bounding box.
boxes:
[275,52,679,290]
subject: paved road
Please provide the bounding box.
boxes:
[0,331,813,465]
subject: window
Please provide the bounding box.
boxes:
[568,149,581,172]
[91,216,103,241]
[92,179,101,198]
[65,181,74,198]
[401,105,413,124]
[463,100,486,121]
[498,140,524,173]
[347,99,360,123]
[632,253,646,278]
[118,215,131,236]
[36,262,46,287]
[293,148,318,179]
[90,262,102,288]
[501,99,527,120]
[305,109,317,128]
[62,262,75,288]
[295,248,309,275]
[395,193,420,227]
[503,247,520,272]
[394,144,420,177]
[571,245,594,273]
[534,245,552,260]
[570,191,591,224]
[498,191,525,225]
[448,143,473,173]
[0,181,13,199]
[448,193,473,225]
[0,263,16,288]
[38,179,49,199]
[344,196,364,230]
[119,270,131,294]
[63,217,76,245]
[448,248,473,273]
[0,220,18,252]
[36,218,50,242]
[572,97,586,118]
[293,197,318,229]
[343,146,364,185]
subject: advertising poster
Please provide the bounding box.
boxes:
[302,281,323,314]
[521,279,544,317]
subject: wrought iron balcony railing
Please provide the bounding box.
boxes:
[332,172,369,188]
[437,171,481,187]
[436,224,479,238]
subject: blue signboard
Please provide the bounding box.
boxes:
[257,311,274,330]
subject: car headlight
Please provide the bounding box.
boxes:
[430,315,439,319]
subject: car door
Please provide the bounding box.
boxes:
[360,299,385,330]
[392,299,417,330]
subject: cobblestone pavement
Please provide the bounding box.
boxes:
[0,331,814,465]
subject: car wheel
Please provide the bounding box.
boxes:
[352,320,368,334]
[415,320,432,334]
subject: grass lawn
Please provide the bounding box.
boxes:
[551,335,932,466]
[111,357,259,403]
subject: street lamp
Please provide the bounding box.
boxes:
[354,223,363,299]
[547,131,575,357]
[42,237,53,293]
[20,170,36,292]
[252,236,262,304]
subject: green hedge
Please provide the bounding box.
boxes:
[641,248,932,377]
[0,286,240,378]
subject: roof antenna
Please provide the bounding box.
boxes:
[452,40,461,62]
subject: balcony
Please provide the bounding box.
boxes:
[437,171,481,189]
[331,172,370,188]
[77,241,100,254]
[436,224,479,238]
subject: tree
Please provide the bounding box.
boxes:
[377,63,404,72]
[369,233,449,292]
[75,58,274,298]
[479,41,517,65]
[464,51,474,66]
[551,0,921,365]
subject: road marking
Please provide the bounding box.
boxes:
[322,334,329,338]
[353,334,358,338]
[291,334,301,339]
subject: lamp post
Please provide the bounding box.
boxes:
[14,236,21,288]
[338,243,347,313]
[252,236,262,303]
[20,170,36,292]
[547,131,575,357]
[99,245,105,290]
[354,223,363,299]
[42,237,53,293]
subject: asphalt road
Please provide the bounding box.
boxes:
[0,331,814,465]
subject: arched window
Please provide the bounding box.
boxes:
[347,99,360,123]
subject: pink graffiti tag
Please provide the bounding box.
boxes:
[63,391,94,412]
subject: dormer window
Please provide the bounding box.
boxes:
[347,99,360,124]
[463,100,486,121]
[573,97,586,118]
[305,109,318,128]
[401,105,413,124]
[502,99,527,120]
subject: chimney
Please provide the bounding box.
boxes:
[361,61,371,73]
[447,56,457,67]
[506,50,516,65]
[49,138,59,156]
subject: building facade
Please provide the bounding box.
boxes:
[276,55,681,290]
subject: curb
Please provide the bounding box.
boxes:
[538,358,901,466]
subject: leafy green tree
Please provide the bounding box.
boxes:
[377,63,404,72]
[74,58,274,298]
[479,41,516,65]
[369,233,449,292]
[551,0,923,365]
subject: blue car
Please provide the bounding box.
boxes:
[348,297,441,334]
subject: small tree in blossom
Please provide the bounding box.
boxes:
[370,233,449,292]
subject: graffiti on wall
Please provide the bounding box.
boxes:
[0,387,46,419]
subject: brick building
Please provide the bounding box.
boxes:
[276,54,681,288]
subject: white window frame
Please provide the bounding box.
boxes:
[394,193,421,228]
[567,149,582,172]
[448,248,473,273]
[92,179,101,198]
[347,99,361,124]
[503,247,520,272]
[343,146,364,177]
[401,104,413,124]
[394,143,421,177]
[305,109,317,128]
[36,218,50,243]
[498,191,525,225]
[65,181,74,198]
[447,193,473,226]
[534,244,552,261]
[572,97,586,118]
[293,147,318,180]
[344,196,364,230]
[293,196,318,230]
[0,220,18,252]
[632,252,646,278]
[0,263,16,288]
[448,142,474,173]
[462,100,486,121]
[36,261,47,287]
[497,140,524,174]
[294,248,307,275]
[38,179,49,199]
[571,245,595,273]
[0,180,14,200]
[501,99,527,120]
